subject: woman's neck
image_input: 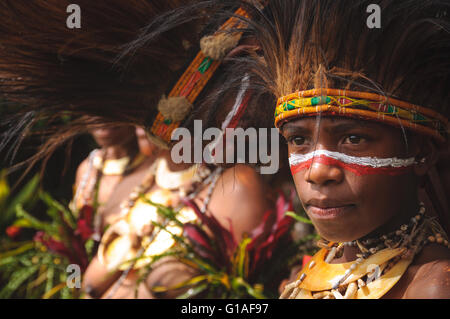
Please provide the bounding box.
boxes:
[333,199,421,264]
[160,150,195,172]
[363,200,420,241]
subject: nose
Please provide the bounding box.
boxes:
[305,160,344,186]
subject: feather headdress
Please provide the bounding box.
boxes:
[0,0,238,168]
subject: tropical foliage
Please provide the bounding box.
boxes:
[136,192,318,299]
[0,171,96,299]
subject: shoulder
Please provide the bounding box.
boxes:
[403,244,450,299]
[216,164,268,194]
[205,164,276,240]
[211,164,274,208]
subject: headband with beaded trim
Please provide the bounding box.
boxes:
[146,7,250,149]
[274,89,448,143]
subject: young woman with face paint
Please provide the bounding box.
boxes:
[216,0,450,298]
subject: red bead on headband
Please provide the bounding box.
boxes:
[275,89,448,143]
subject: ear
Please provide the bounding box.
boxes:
[413,136,440,179]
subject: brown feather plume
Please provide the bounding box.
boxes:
[209,0,450,232]
[0,0,214,169]
[211,0,450,130]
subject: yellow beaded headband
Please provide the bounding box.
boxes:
[146,7,250,149]
[275,89,448,143]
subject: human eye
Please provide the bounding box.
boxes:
[287,135,307,146]
[342,134,366,145]
[339,131,377,152]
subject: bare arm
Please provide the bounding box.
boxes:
[403,259,450,299]
[82,255,122,298]
[205,164,275,241]
[99,164,275,298]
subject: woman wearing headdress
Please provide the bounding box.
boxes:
[79,4,290,297]
[70,123,154,239]
[213,0,450,298]
[0,1,291,299]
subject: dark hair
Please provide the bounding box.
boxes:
[209,0,450,230]
[0,0,224,169]
[206,0,450,129]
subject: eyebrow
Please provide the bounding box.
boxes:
[281,122,312,136]
[326,122,378,134]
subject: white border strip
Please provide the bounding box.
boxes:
[289,150,416,168]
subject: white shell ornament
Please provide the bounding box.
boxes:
[200,32,240,60]
[157,95,193,122]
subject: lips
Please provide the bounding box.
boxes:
[305,199,355,220]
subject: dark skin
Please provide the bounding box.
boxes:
[83,42,273,297]
[99,127,159,228]
[76,125,157,298]
[74,124,141,208]
[280,116,450,299]
[81,127,159,297]
[83,128,275,298]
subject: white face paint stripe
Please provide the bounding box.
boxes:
[289,150,416,168]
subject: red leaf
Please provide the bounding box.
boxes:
[80,205,93,226]
[34,231,72,260]
[182,199,237,258]
[33,230,88,270]
[183,223,216,261]
[75,219,93,242]
[246,191,295,275]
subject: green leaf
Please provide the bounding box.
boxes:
[45,266,55,294]
[0,264,39,298]
[152,274,208,293]
[60,286,71,299]
[285,211,313,224]
[0,169,10,211]
[0,255,20,267]
[175,283,208,299]
[12,218,33,228]
[126,250,178,268]
[15,204,57,235]
[0,242,35,260]
[85,238,95,258]
[231,277,266,299]
[3,174,40,226]
[42,282,66,299]
[150,221,188,247]
[40,191,77,229]
[142,198,184,227]
[235,238,251,278]
[179,254,218,274]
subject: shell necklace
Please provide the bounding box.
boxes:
[281,203,449,299]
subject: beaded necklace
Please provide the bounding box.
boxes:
[71,149,104,211]
[71,148,147,241]
[100,158,222,298]
[281,202,450,299]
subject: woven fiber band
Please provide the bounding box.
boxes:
[274,89,448,142]
[148,7,250,148]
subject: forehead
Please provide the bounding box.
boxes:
[281,116,389,133]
